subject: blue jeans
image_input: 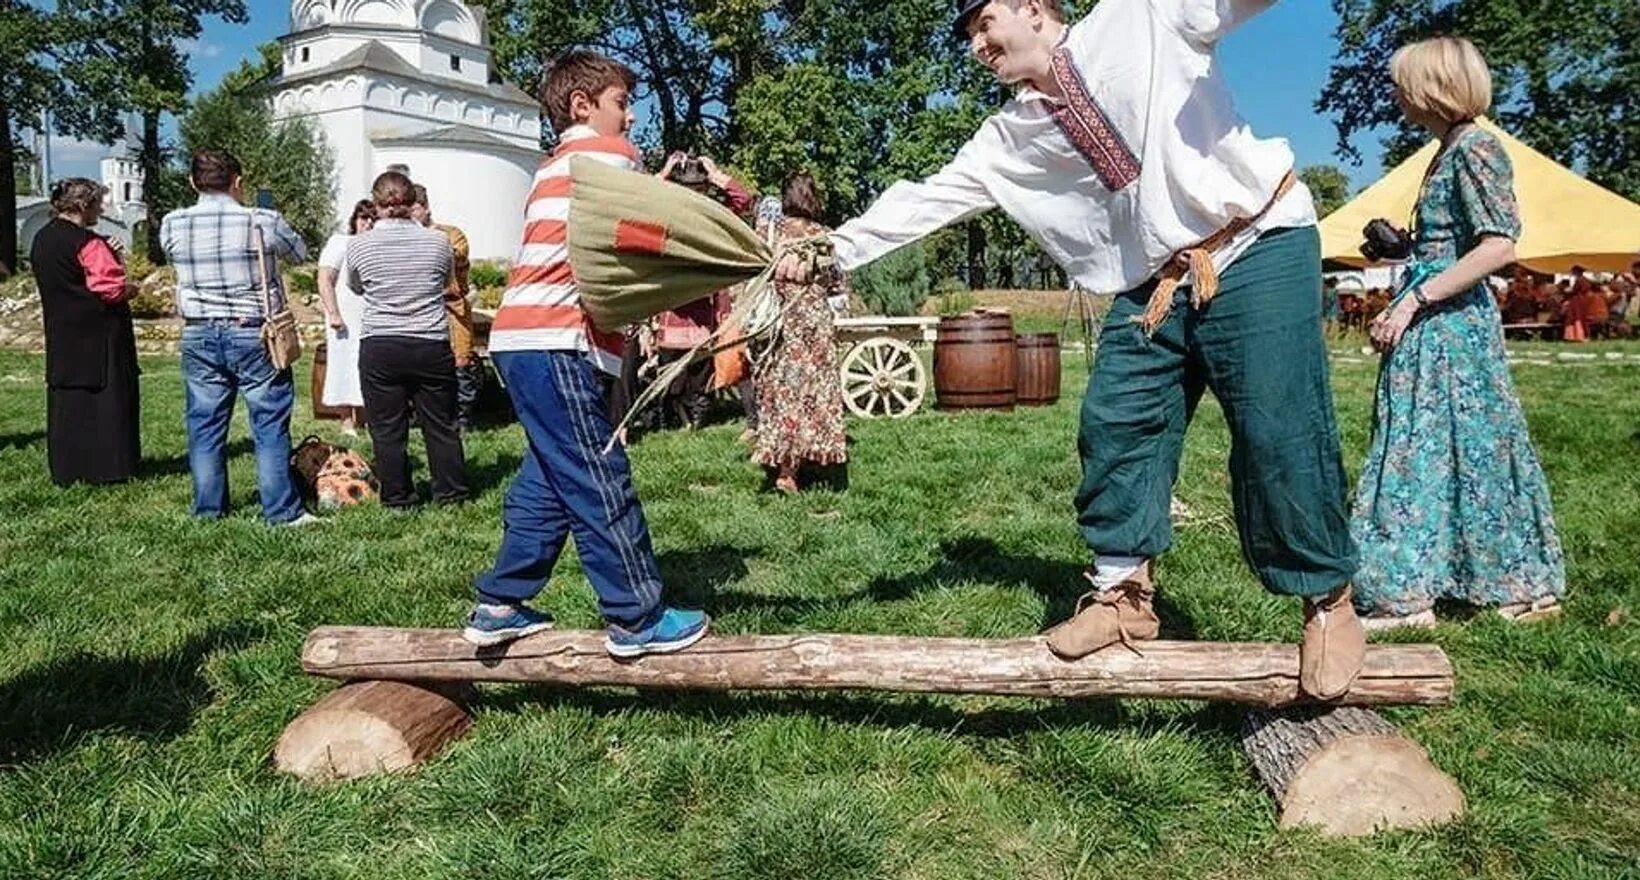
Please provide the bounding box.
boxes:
[474,351,664,628]
[180,323,304,524]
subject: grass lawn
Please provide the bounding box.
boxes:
[1,344,1638,879]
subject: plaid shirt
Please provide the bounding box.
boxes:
[160,193,308,320]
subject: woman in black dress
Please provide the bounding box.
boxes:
[30,178,141,486]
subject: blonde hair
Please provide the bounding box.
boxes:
[1390,37,1493,123]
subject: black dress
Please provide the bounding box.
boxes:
[30,217,141,486]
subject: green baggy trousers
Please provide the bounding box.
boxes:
[1075,225,1358,597]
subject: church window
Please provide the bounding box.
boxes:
[301,47,311,63]
[449,54,461,72]
[123,183,132,202]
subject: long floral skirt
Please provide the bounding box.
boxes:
[1349,286,1565,616]
[752,279,847,469]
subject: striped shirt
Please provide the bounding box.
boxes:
[345,218,454,341]
[488,124,640,373]
[160,194,308,320]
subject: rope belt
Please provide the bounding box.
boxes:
[1137,169,1298,334]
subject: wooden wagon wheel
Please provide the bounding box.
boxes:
[840,337,925,419]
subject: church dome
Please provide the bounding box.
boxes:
[289,0,481,43]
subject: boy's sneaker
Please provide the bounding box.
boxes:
[605,607,710,658]
[462,603,554,647]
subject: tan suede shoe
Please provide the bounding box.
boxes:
[1299,585,1366,700]
[1046,563,1159,660]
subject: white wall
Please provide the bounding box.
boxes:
[370,143,532,259]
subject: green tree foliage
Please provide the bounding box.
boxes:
[58,0,249,263]
[1320,0,1640,201]
[1299,164,1352,217]
[851,240,932,316]
[0,0,71,275]
[175,47,336,249]
[480,0,1079,288]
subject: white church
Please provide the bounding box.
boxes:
[268,0,542,259]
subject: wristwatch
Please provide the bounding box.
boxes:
[1411,286,1432,309]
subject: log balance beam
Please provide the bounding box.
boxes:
[280,627,1463,836]
[299,627,1452,707]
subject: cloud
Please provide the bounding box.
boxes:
[177,38,225,59]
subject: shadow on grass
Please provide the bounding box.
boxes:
[0,622,267,764]
[480,681,1247,742]
[670,537,1198,639]
[0,430,46,450]
[139,438,255,478]
[464,451,524,497]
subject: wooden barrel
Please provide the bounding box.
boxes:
[934,312,1017,410]
[311,343,348,421]
[1015,333,1061,406]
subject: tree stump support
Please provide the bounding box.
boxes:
[1241,706,1465,837]
[274,679,473,782]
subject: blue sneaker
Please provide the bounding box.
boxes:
[462,603,554,647]
[605,607,710,658]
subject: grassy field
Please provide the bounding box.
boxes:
[1,344,1638,879]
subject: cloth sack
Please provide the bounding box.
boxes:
[568,157,772,331]
[290,435,378,509]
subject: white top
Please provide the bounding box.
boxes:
[830,0,1316,294]
[318,233,367,332]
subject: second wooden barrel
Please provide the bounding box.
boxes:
[934,311,1017,410]
[311,343,348,421]
[1015,333,1062,406]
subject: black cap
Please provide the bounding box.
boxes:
[952,0,987,40]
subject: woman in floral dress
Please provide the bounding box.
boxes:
[1353,36,1565,629]
[754,173,848,494]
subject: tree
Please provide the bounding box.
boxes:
[1319,0,1640,201]
[59,0,249,264]
[176,48,336,248]
[1299,165,1351,218]
[0,0,68,275]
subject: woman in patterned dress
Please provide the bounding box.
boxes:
[753,173,848,494]
[1353,36,1566,629]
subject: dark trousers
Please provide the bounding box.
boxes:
[360,336,470,507]
[657,349,712,428]
[474,351,664,628]
[1075,226,1357,597]
[455,360,483,426]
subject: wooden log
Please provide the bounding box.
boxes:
[1241,707,1465,836]
[274,680,472,781]
[301,628,1454,708]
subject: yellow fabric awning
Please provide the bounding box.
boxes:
[1320,118,1640,275]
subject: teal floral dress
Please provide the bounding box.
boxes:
[1349,127,1565,617]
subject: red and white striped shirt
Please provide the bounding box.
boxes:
[488,125,641,373]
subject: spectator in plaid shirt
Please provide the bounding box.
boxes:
[160,150,315,526]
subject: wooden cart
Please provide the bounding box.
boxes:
[833,315,936,420]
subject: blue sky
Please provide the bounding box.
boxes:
[48,0,1391,190]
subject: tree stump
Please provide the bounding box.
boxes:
[1241,707,1465,837]
[274,680,473,781]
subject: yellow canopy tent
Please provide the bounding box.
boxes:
[1321,118,1640,274]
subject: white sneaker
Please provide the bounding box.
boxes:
[279,512,324,528]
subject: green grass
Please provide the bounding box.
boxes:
[2,346,1638,879]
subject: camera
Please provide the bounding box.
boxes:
[667,153,710,187]
[1359,218,1413,263]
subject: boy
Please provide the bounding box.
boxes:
[463,51,709,656]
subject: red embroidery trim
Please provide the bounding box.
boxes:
[1048,49,1141,192]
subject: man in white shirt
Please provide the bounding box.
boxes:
[814,0,1363,699]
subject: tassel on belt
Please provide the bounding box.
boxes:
[1137,170,1298,334]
